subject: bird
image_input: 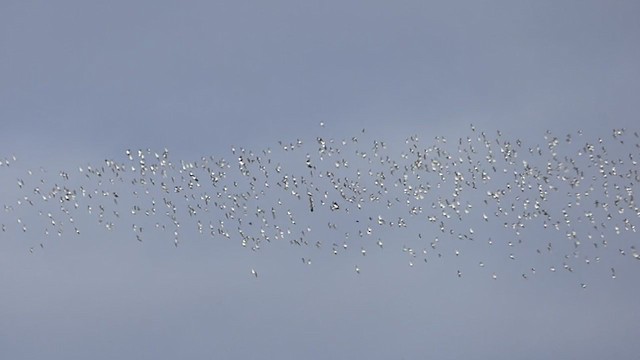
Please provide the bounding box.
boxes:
[2,124,637,289]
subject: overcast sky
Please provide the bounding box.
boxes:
[1,1,640,359]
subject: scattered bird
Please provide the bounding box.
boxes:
[2,124,638,286]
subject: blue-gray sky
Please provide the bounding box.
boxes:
[1,1,639,359]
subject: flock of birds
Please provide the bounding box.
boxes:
[2,124,639,287]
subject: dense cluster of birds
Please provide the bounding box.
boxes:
[2,124,639,286]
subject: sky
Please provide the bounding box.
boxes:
[1,1,640,359]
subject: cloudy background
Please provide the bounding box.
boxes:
[1,1,639,359]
